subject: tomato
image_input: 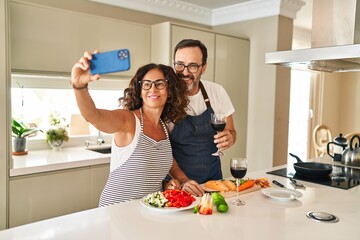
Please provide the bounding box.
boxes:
[197,193,213,215]
[163,190,195,208]
[199,205,212,215]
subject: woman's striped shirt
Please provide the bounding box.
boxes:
[99,108,172,207]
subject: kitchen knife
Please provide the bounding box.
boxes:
[272,180,285,188]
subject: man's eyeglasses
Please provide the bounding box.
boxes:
[139,79,168,90]
[173,62,202,74]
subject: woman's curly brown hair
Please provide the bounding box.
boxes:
[120,63,189,123]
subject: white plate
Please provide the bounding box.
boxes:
[262,188,303,201]
[140,196,200,213]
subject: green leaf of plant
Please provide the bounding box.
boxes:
[21,128,41,138]
[12,119,42,138]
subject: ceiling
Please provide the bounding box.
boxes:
[90,0,312,28]
[179,0,253,9]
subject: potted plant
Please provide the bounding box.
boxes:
[46,127,69,151]
[45,113,69,151]
[12,119,42,154]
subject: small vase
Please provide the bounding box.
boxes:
[48,140,64,151]
[13,137,27,153]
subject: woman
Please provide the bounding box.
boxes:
[71,51,188,207]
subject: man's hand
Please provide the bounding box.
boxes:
[181,179,205,197]
[214,129,235,151]
[214,114,236,152]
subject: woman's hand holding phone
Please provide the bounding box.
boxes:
[71,51,101,90]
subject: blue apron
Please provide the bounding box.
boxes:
[170,81,222,184]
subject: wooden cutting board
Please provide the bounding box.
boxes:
[202,184,262,198]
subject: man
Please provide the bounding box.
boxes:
[169,39,237,196]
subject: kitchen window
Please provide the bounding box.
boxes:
[287,31,312,162]
[287,70,312,161]
[11,73,129,149]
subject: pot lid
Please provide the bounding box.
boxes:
[335,133,347,144]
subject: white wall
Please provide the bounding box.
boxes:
[322,72,360,136]
[213,16,293,171]
[340,72,360,133]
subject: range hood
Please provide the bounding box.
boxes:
[266,0,360,72]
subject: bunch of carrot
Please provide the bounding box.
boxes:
[235,179,255,191]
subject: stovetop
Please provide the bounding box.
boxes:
[267,165,360,190]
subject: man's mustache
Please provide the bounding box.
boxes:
[177,72,195,81]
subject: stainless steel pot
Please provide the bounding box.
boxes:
[342,135,360,167]
[344,167,360,181]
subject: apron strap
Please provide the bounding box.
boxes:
[199,81,211,108]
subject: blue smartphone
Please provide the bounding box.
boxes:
[90,49,130,75]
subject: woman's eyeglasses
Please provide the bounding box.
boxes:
[173,62,202,74]
[139,79,168,90]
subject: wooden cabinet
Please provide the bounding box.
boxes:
[9,164,109,227]
[10,2,150,77]
[151,22,250,178]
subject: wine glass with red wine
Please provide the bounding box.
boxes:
[230,158,247,206]
[210,113,227,156]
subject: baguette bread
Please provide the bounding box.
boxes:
[222,180,236,191]
[204,180,230,191]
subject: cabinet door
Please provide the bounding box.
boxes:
[214,35,250,178]
[171,26,215,82]
[9,168,91,227]
[10,2,150,77]
[90,164,110,208]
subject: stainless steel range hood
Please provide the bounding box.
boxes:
[266,0,360,72]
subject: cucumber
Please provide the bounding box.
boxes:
[211,192,229,213]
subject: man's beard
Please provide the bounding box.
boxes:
[177,72,199,92]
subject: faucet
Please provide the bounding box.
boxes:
[85,130,105,147]
[97,130,105,145]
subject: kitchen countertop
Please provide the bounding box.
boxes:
[11,146,111,177]
[0,165,359,240]
[11,147,357,178]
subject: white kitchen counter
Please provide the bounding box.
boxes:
[11,146,111,177]
[1,166,359,240]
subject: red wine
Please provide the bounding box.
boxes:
[211,122,226,132]
[231,167,247,179]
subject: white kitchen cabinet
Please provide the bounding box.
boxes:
[214,35,250,178]
[9,164,109,227]
[10,2,150,77]
[90,164,110,208]
[151,22,250,178]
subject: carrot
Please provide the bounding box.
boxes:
[236,180,255,191]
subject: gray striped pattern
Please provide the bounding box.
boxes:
[99,109,172,207]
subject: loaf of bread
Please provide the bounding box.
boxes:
[222,180,236,191]
[204,180,230,191]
